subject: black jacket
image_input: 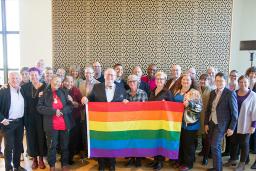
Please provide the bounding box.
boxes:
[37,86,73,132]
[0,85,26,125]
[88,83,127,102]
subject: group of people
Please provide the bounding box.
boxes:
[0,59,256,171]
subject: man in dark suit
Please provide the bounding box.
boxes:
[0,72,26,171]
[204,72,238,171]
[82,68,127,171]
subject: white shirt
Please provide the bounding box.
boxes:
[8,87,24,119]
[105,84,116,102]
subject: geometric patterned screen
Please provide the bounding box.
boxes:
[52,0,232,77]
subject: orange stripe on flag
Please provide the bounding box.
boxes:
[89,110,183,122]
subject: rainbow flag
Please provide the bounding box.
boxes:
[86,101,184,159]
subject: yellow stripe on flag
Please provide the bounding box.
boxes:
[89,120,182,132]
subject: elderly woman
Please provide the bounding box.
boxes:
[197,74,211,165]
[125,74,148,167]
[43,67,54,85]
[223,75,256,171]
[173,74,202,171]
[37,75,73,171]
[22,67,47,169]
[149,71,174,170]
[63,75,83,165]
[69,65,83,88]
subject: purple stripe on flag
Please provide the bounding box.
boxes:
[90,148,179,159]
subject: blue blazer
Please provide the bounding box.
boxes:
[204,87,238,131]
[88,83,127,102]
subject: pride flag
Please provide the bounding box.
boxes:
[86,101,184,159]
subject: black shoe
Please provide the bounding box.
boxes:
[222,152,230,157]
[153,162,163,170]
[13,166,26,171]
[125,158,134,166]
[135,158,141,167]
[109,165,115,171]
[68,160,74,165]
[245,156,250,165]
[198,150,204,156]
[98,166,104,171]
[202,156,208,165]
[147,161,156,167]
[207,168,216,171]
[251,160,256,169]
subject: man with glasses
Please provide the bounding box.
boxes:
[81,68,127,171]
[165,64,182,94]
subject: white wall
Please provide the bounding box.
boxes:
[230,0,256,74]
[19,0,52,68]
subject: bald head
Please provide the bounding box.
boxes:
[8,72,21,89]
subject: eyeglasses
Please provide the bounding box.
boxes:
[230,75,237,78]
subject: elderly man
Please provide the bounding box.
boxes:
[82,68,127,171]
[165,64,182,93]
[0,72,26,171]
[93,62,105,83]
[132,66,150,96]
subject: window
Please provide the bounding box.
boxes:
[0,0,20,85]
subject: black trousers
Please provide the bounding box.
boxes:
[69,118,83,161]
[178,128,197,168]
[2,119,24,171]
[230,133,250,162]
[98,158,115,169]
[45,130,69,167]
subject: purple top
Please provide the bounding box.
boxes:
[236,90,256,128]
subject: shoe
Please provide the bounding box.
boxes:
[109,165,115,171]
[31,157,38,169]
[207,168,216,171]
[50,167,55,171]
[198,150,204,156]
[222,152,230,157]
[202,156,208,165]
[135,158,141,167]
[38,157,46,169]
[251,160,256,169]
[147,161,156,167]
[235,162,245,171]
[125,158,134,166]
[62,166,69,171]
[68,160,74,165]
[98,166,104,171]
[0,151,4,158]
[179,165,191,171]
[245,156,250,165]
[223,160,237,167]
[13,166,27,171]
[153,161,163,170]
